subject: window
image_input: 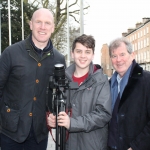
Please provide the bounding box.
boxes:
[138,41,141,50]
[144,52,146,60]
[138,54,140,62]
[141,31,143,37]
[135,43,137,50]
[147,27,149,33]
[141,53,143,62]
[144,39,146,47]
[130,36,132,42]
[132,44,134,51]
[141,40,143,49]
[135,34,136,39]
[147,51,150,59]
[144,29,146,35]
[135,55,137,61]
[138,32,140,38]
[132,35,134,41]
[147,38,149,46]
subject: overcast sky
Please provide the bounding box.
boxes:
[84,0,150,64]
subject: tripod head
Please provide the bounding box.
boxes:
[48,64,78,113]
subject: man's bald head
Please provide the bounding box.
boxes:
[29,8,55,49]
[31,8,54,23]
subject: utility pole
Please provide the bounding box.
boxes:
[80,0,84,35]
[0,1,2,55]
[67,0,70,67]
[21,0,24,40]
[8,0,11,45]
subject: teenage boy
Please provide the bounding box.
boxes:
[47,34,111,150]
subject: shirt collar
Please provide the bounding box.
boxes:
[29,34,53,54]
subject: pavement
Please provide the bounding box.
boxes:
[47,129,56,150]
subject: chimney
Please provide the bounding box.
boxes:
[142,17,150,23]
[136,22,142,28]
[122,32,128,37]
[127,28,134,33]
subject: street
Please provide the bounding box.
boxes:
[47,129,55,150]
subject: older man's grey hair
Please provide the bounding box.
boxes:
[109,37,133,57]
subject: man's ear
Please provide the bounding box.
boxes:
[52,24,55,33]
[29,21,32,30]
[131,52,135,59]
[71,51,74,59]
[92,53,95,60]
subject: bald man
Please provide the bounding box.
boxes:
[0,8,66,150]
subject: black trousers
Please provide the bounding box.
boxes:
[108,146,117,150]
[1,131,48,150]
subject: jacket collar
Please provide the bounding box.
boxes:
[129,59,143,78]
[110,59,143,84]
[65,62,99,89]
[25,35,54,62]
[118,60,143,108]
[65,62,94,80]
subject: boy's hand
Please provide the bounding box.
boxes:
[47,113,56,128]
[58,111,70,129]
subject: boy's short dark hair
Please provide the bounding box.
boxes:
[72,34,95,53]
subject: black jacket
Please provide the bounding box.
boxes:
[110,60,150,150]
[0,36,66,143]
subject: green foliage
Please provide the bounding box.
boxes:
[1,0,38,52]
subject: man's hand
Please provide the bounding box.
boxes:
[128,148,133,150]
[47,113,56,128]
[58,111,70,129]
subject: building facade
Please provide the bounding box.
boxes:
[122,17,150,71]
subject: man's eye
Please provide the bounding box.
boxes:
[46,22,50,25]
[120,53,125,56]
[111,55,116,58]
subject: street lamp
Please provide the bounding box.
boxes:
[0,3,2,55]
[21,0,24,40]
[80,0,84,35]
[8,0,11,45]
[67,0,70,67]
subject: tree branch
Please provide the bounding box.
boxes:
[61,0,78,12]
[70,14,79,23]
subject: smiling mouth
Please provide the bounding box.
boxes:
[39,32,46,35]
[117,63,124,66]
[79,60,86,63]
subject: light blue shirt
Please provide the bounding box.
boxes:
[110,64,132,111]
[117,74,122,93]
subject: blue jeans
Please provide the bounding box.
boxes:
[1,131,48,150]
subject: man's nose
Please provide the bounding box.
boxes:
[116,55,121,61]
[40,23,46,29]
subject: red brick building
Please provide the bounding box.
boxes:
[101,44,112,77]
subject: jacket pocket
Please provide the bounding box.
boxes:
[1,104,20,132]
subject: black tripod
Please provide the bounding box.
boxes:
[47,63,78,150]
[54,87,66,150]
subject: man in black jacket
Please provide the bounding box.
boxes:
[108,37,150,150]
[0,8,66,150]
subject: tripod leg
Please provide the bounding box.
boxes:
[59,100,66,150]
[56,98,59,150]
